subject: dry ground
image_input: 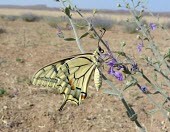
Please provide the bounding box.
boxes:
[0,9,170,132]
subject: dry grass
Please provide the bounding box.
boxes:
[0,8,170,132]
[0,8,170,23]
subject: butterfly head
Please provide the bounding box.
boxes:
[93,46,104,57]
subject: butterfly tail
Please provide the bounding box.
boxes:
[58,100,67,111]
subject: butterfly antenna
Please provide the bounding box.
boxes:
[98,28,106,53]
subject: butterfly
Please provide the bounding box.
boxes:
[31,47,104,111]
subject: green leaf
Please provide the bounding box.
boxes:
[165,106,170,112]
[135,71,143,76]
[153,91,161,94]
[93,9,97,15]
[153,60,161,65]
[79,32,89,39]
[167,59,170,62]
[57,32,64,38]
[120,41,126,47]
[64,38,76,41]
[126,80,132,86]
[0,88,5,95]
[64,7,71,18]
[122,66,131,75]
[164,48,170,59]
[143,37,149,41]
[122,79,137,91]
[103,90,118,96]
[152,72,157,81]
[145,109,159,115]
[115,51,126,56]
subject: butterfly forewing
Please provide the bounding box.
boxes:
[32,57,72,87]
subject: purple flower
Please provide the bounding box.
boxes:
[106,59,116,75]
[137,42,143,52]
[114,71,123,81]
[103,41,123,81]
[149,23,156,30]
[106,59,123,81]
[106,59,117,66]
[130,63,138,72]
[108,66,114,75]
[108,67,123,81]
[140,86,148,93]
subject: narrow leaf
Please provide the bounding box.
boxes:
[165,106,170,112]
[103,90,119,96]
[64,7,71,17]
[0,88,5,95]
[64,38,76,41]
[93,9,97,15]
[153,91,161,94]
[79,32,89,39]
[145,109,159,115]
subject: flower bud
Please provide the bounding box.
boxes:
[117,3,121,7]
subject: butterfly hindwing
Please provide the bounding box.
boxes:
[54,54,98,109]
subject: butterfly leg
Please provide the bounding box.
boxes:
[58,100,67,111]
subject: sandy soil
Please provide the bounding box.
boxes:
[0,16,170,132]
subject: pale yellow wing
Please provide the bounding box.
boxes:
[31,53,101,111]
[31,57,73,87]
[55,54,98,111]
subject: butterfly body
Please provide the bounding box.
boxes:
[32,49,103,111]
